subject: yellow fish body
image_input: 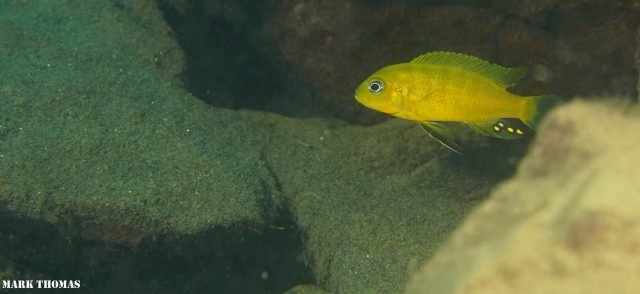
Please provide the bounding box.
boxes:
[355,51,559,153]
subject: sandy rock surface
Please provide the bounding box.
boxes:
[407,99,640,294]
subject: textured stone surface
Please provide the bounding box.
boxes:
[243,112,523,293]
[0,0,279,242]
[407,99,640,294]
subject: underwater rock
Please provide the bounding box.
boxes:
[0,1,298,292]
[0,0,278,243]
[407,99,640,294]
[237,111,528,294]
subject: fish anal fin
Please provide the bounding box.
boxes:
[470,118,529,139]
[419,121,463,154]
[409,51,526,88]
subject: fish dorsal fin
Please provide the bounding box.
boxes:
[469,118,530,139]
[419,121,463,154]
[410,51,527,88]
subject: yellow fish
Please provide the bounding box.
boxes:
[355,51,559,153]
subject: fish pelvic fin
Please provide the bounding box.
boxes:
[522,95,561,129]
[419,121,463,154]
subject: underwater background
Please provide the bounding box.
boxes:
[1,0,640,293]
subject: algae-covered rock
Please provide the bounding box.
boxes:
[0,1,295,292]
[237,110,529,293]
[0,0,278,242]
[407,99,640,294]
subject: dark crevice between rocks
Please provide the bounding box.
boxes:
[0,205,315,293]
[158,0,337,120]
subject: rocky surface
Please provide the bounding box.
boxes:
[407,99,640,294]
[0,1,291,292]
[0,0,278,243]
[0,1,528,293]
[244,111,526,293]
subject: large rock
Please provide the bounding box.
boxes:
[407,99,640,293]
[248,113,523,293]
[0,0,279,243]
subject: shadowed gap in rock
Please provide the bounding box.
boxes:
[158,0,336,120]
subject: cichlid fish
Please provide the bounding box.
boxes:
[354,51,559,154]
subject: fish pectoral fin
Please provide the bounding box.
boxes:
[419,121,463,154]
[470,118,530,139]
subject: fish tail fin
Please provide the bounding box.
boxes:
[522,95,561,129]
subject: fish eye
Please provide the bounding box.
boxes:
[368,79,384,94]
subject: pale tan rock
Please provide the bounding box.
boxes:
[407,99,640,294]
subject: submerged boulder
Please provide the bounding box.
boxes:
[407,99,640,294]
[0,0,280,243]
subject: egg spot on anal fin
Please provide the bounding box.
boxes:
[469,118,529,140]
